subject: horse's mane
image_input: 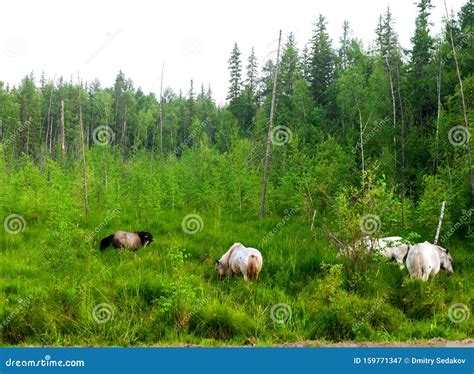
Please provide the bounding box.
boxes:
[223,243,242,273]
[435,244,449,254]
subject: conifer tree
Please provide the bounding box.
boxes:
[227,42,242,104]
[409,0,435,128]
[309,15,336,106]
[338,20,351,70]
[245,47,258,95]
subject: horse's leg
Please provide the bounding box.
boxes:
[423,269,430,281]
[397,259,405,270]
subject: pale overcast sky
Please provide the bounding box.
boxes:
[0,0,466,104]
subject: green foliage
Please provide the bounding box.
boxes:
[189,301,254,340]
[1,0,473,347]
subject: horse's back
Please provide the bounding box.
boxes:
[379,236,402,248]
[382,243,409,265]
[407,242,440,280]
[241,247,263,280]
[243,247,262,261]
[233,247,262,267]
[113,231,141,249]
[421,242,441,277]
[381,236,403,244]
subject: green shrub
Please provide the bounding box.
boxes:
[392,278,446,320]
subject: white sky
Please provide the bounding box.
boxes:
[0,0,466,104]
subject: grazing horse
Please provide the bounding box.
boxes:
[362,236,403,250]
[100,231,153,251]
[360,236,407,268]
[380,244,409,269]
[406,241,453,281]
[215,243,263,281]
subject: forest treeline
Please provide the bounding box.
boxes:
[0,0,472,231]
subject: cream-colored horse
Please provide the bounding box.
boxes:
[215,243,262,281]
[406,242,453,281]
[361,236,408,268]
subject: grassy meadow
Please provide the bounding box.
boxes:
[1,147,473,346]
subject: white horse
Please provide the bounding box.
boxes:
[406,241,453,281]
[362,236,403,250]
[215,243,263,281]
[380,243,409,269]
[360,236,408,268]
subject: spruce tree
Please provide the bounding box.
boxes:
[279,33,300,98]
[410,0,436,129]
[411,0,434,79]
[301,45,312,84]
[309,15,336,106]
[338,20,351,70]
[227,42,242,104]
[245,47,258,95]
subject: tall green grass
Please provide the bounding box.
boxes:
[1,210,472,346]
[1,148,472,345]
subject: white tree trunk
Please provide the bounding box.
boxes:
[259,30,282,218]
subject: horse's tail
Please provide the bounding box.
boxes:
[100,235,114,251]
[247,255,260,281]
[409,248,424,279]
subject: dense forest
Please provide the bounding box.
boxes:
[1,0,473,346]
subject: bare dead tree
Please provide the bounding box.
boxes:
[78,81,89,221]
[435,42,443,170]
[444,0,473,205]
[395,60,407,226]
[396,62,405,173]
[60,100,66,158]
[45,86,53,154]
[357,104,365,176]
[259,30,282,218]
[385,56,397,170]
[356,102,372,178]
[160,61,165,153]
[49,118,54,154]
[434,201,446,244]
[120,105,128,156]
